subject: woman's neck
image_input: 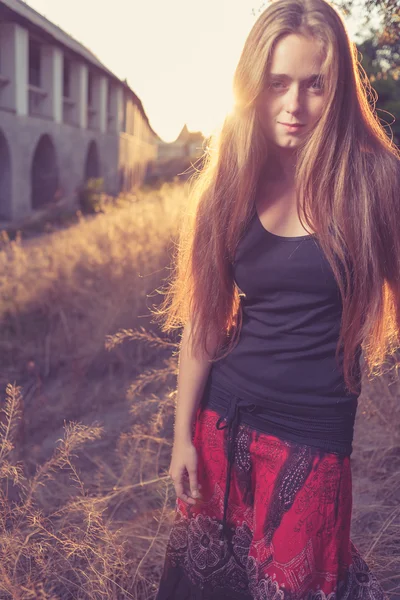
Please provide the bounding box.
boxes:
[262,149,298,186]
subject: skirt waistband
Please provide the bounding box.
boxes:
[202,378,357,457]
[201,379,357,535]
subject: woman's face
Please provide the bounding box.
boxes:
[257,34,327,149]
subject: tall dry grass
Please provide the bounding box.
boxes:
[0,179,398,599]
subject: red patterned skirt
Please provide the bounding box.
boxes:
[156,403,388,599]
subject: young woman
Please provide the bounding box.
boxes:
[154,0,399,597]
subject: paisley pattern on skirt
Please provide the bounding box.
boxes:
[155,407,388,600]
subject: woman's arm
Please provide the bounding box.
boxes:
[173,320,218,444]
[169,320,219,504]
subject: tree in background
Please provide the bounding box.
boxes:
[356,28,399,146]
[338,0,399,47]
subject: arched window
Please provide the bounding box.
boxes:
[31,134,59,210]
[0,130,12,220]
[84,140,100,180]
[119,166,125,193]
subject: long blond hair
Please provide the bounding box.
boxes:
[153,0,400,395]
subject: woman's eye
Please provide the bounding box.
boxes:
[269,81,285,90]
[310,79,324,91]
[268,80,324,93]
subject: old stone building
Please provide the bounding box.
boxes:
[0,0,160,221]
[152,124,205,182]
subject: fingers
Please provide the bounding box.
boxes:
[168,443,203,505]
[175,480,196,505]
[188,467,200,500]
[176,471,196,505]
[170,470,202,505]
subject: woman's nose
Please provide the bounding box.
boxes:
[285,86,302,113]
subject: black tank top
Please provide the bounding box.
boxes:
[204,208,362,455]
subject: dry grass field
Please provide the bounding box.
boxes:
[0,180,398,599]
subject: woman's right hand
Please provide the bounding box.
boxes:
[169,439,202,505]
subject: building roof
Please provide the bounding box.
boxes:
[176,124,204,143]
[157,124,205,146]
[0,0,161,139]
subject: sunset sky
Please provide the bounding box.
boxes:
[25,0,379,142]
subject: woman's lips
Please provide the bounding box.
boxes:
[279,123,306,133]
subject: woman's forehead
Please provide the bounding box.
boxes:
[269,34,326,74]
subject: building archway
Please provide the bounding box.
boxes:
[118,166,125,193]
[84,140,100,180]
[31,134,59,210]
[0,130,12,220]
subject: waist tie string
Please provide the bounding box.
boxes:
[215,396,257,535]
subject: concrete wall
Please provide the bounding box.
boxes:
[0,13,158,222]
[118,97,157,192]
[0,112,120,220]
